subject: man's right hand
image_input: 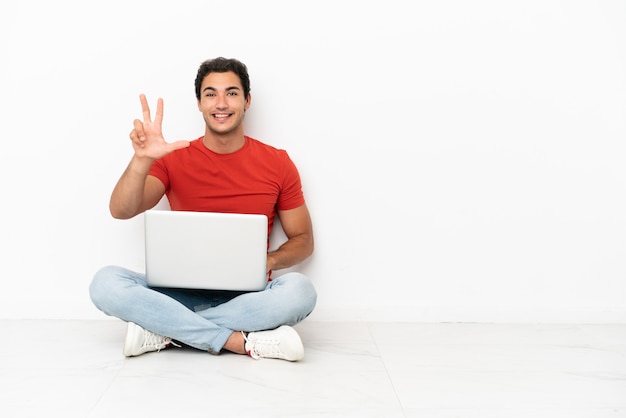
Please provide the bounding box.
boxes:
[129,94,190,159]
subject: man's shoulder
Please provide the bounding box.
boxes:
[246,136,288,156]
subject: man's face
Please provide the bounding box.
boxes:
[197,71,250,135]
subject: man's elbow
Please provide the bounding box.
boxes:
[109,203,134,220]
[305,234,315,258]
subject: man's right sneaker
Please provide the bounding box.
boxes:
[123,322,175,357]
[244,325,304,361]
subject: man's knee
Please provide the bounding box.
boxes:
[89,265,129,310]
[273,272,317,319]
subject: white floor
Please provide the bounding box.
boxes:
[1,320,625,417]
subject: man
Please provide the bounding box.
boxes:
[89,57,317,361]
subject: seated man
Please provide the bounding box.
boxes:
[89,57,317,361]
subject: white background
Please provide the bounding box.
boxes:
[1,0,624,322]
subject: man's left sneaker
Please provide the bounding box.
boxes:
[244,325,304,361]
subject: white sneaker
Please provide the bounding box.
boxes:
[123,322,175,357]
[244,325,304,361]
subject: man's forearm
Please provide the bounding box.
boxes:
[109,156,154,219]
[267,234,314,271]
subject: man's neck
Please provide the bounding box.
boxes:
[202,130,246,154]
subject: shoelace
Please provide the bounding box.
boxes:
[142,329,180,352]
[243,331,281,358]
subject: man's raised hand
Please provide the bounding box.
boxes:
[129,94,190,159]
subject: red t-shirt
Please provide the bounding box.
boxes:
[148,136,305,238]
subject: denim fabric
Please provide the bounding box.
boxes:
[89,265,317,353]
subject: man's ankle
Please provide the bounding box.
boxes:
[222,330,247,355]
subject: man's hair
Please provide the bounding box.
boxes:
[194,57,251,100]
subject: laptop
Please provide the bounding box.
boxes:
[144,209,269,291]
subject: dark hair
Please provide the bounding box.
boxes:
[194,57,251,100]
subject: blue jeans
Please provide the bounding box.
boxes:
[89,265,317,353]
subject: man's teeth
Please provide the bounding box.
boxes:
[215,114,229,117]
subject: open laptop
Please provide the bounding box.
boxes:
[144,210,269,291]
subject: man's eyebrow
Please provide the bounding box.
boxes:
[202,86,242,93]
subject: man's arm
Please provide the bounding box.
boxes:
[109,165,165,219]
[109,94,190,219]
[267,204,314,271]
